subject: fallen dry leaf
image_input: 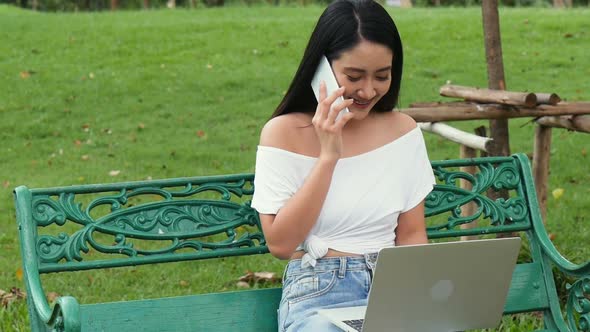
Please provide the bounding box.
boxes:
[552,188,564,200]
[238,271,281,285]
[15,267,23,281]
[46,292,59,303]
[179,280,189,287]
[109,170,121,177]
[1,288,26,308]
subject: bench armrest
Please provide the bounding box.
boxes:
[47,296,81,332]
[15,186,81,332]
[535,228,590,331]
[528,206,590,331]
[533,222,590,277]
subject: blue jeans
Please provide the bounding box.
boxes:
[278,253,378,332]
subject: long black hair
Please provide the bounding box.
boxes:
[271,0,403,118]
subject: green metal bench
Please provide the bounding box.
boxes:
[14,153,590,332]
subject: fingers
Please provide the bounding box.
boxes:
[328,99,354,125]
[316,83,346,117]
[320,85,345,112]
[312,83,354,160]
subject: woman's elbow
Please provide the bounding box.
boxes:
[266,243,294,260]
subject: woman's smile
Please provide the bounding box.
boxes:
[350,97,373,110]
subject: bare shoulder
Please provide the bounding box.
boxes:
[259,113,314,151]
[379,111,418,138]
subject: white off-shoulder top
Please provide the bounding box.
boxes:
[251,126,436,267]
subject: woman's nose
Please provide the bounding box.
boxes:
[357,81,377,100]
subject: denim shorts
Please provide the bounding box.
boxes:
[278,253,378,332]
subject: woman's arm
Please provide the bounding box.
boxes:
[259,84,354,259]
[395,200,428,246]
[259,157,337,259]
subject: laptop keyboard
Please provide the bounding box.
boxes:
[343,319,364,331]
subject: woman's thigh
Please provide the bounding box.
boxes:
[279,266,371,332]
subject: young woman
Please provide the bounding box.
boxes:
[251,0,436,330]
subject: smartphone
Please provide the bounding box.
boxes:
[311,55,350,122]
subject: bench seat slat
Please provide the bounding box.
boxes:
[504,263,549,314]
[79,288,282,332]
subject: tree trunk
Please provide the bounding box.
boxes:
[482,0,510,158]
[460,144,478,241]
[533,125,552,223]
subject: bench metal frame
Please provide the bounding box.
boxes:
[15,153,590,331]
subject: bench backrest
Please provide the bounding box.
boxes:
[15,153,558,329]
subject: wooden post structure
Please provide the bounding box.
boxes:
[482,0,510,158]
[481,2,517,237]
[460,144,478,241]
[533,125,552,223]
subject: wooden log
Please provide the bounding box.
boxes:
[399,102,590,122]
[418,122,494,152]
[440,85,537,108]
[533,125,552,224]
[474,126,488,157]
[536,93,561,106]
[460,145,478,241]
[409,101,471,108]
[536,115,590,133]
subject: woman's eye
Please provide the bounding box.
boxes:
[346,76,362,82]
[376,76,390,81]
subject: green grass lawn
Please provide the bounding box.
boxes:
[0,4,589,330]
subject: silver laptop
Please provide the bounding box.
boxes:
[318,237,521,332]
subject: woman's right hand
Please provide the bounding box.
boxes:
[311,81,354,161]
